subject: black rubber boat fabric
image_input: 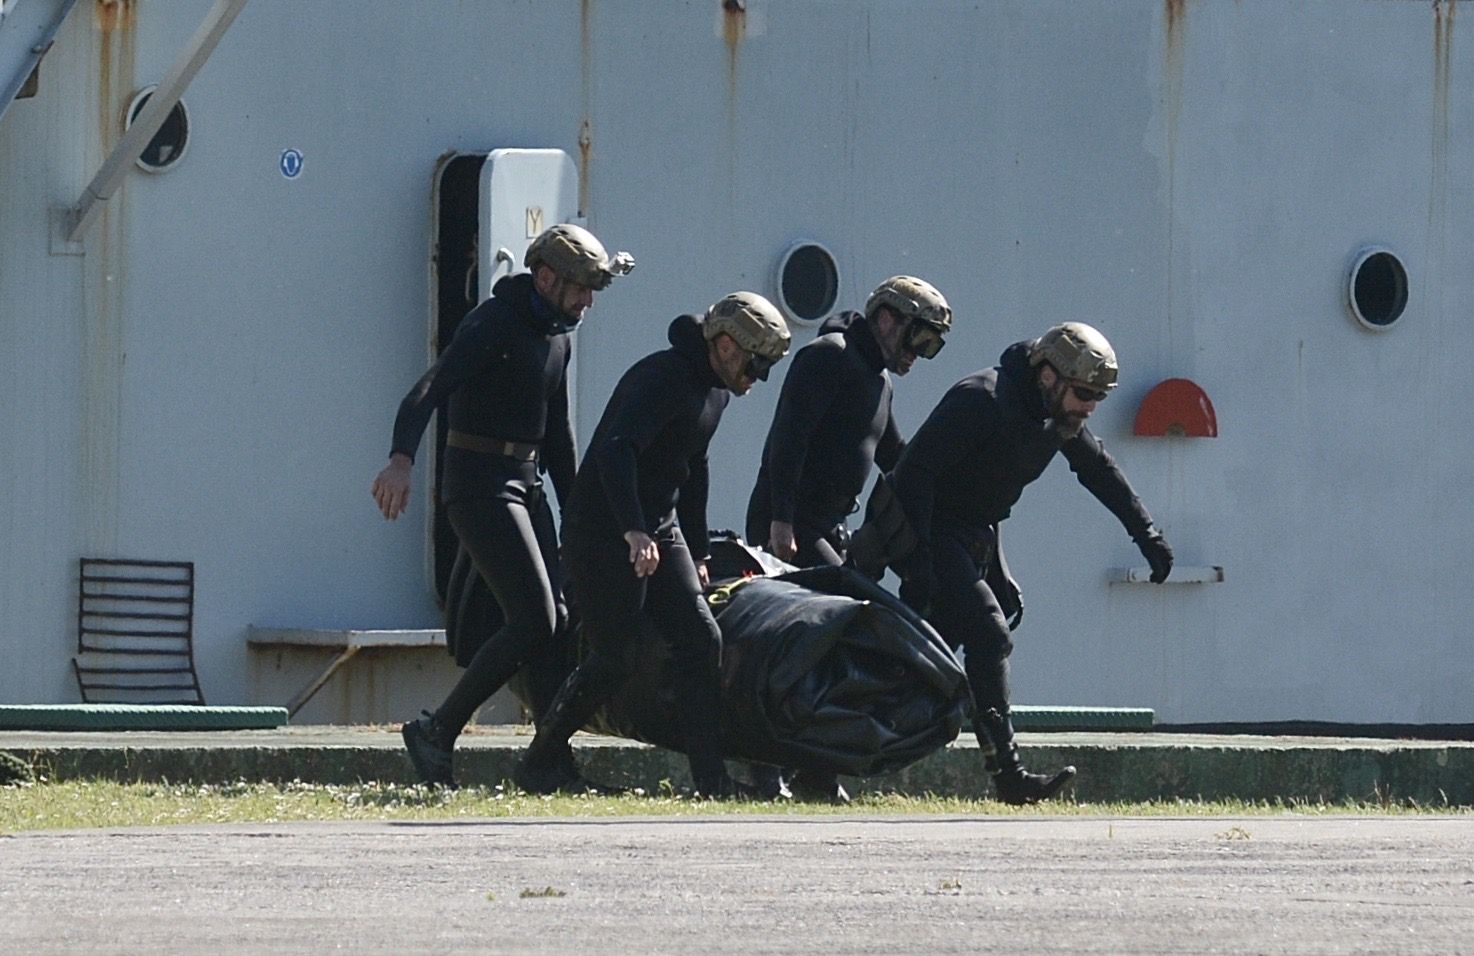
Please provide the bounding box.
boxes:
[702,565,968,776]
[448,536,969,777]
[586,540,969,778]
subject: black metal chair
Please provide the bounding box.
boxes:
[72,558,205,705]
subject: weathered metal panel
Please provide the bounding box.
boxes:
[0,0,1468,724]
[0,1,120,704]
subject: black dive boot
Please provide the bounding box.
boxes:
[688,758,738,798]
[402,711,457,788]
[687,741,769,799]
[747,764,792,800]
[688,756,767,800]
[744,766,845,802]
[513,662,620,795]
[682,702,742,798]
[978,707,1076,805]
[788,769,850,804]
[676,678,759,799]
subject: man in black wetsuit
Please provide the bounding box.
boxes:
[743,275,949,801]
[857,322,1175,804]
[747,275,950,567]
[372,223,633,788]
[513,292,792,798]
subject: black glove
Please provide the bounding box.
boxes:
[845,522,888,580]
[1134,527,1174,583]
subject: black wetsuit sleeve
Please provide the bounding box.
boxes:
[763,348,838,523]
[388,310,506,462]
[875,393,906,473]
[678,451,712,560]
[592,364,685,535]
[1062,428,1155,540]
[895,388,996,547]
[542,357,577,510]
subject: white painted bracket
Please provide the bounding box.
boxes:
[1110,565,1224,585]
[48,206,83,255]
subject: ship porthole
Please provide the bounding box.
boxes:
[774,242,840,324]
[125,86,190,173]
[1348,247,1408,331]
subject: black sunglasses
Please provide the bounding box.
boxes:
[745,352,777,382]
[1069,384,1109,403]
[906,322,946,360]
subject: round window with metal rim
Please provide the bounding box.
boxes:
[125,86,190,173]
[1347,247,1409,331]
[774,241,840,324]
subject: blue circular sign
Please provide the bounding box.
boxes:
[279,149,304,179]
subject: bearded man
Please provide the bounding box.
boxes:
[863,322,1174,804]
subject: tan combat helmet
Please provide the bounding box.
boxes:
[863,276,953,333]
[702,291,792,360]
[1029,322,1119,391]
[524,223,635,290]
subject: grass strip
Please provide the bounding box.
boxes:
[2,779,1469,834]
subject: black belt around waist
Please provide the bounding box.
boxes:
[447,430,540,461]
[798,493,860,519]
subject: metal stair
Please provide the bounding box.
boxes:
[0,0,79,126]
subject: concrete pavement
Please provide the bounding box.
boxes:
[2,815,1472,954]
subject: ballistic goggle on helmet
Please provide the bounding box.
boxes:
[702,291,792,381]
[524,223,635,291]
[1029,321,1119,393]
[864,276,952,359]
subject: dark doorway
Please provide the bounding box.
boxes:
[429,153,487,606]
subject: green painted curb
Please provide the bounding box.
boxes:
[9,736,1472,806]
[0,705,288,731]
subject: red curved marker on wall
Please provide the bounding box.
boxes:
[1133,378,1218,437]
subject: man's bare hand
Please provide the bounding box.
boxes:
[768,520,798,562]
[624,530,660,577]
[372,454,413,520]
[696,560,710,589]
